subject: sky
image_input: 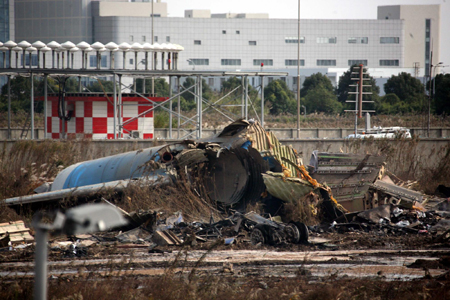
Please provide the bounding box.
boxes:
[164,0,450,69]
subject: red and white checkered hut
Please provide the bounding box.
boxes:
[39,93,167,139]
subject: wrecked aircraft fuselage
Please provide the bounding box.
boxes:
[5,119,388,218]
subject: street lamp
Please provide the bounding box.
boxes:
[187,59,195,70]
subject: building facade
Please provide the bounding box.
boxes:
[10,0,441,91]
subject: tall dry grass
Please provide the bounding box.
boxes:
[344,136,450,194]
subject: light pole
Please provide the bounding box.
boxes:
[187,59,195,70]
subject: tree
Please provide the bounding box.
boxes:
[381,72,425,113]
[375,93,405,114]
[264,79,296,115]
[181,77,212,102]
[300,73,334,98]
[384,72,424,102]
[86,79,115,93]
[302,83,342,114]
[336,65,380,111]
[0,76,62,113]
[433,74,450,115]
[220,76,259,104]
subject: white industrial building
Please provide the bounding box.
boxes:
[2,0,442,92]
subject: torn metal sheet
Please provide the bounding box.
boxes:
[262,171,314,203]
[309,151,385,211]
[371,180,423,204]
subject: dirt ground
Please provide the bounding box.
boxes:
[2,228,450,300]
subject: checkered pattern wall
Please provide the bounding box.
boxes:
[45,98,155,139]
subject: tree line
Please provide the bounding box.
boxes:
[1,66,449,116]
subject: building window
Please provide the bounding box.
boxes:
[253,59,273,66]
[222,30,226,34]
[249,41,257,46]
[348,37,368,44]
[166,36,170,42]
[221,59,241,66]
[348,60,368,66]
[317,37,337,44]
[236,30,240,34]
[129,58,134,65]
[208,78,214,86]
[380,59,399,66]
[89,55,107,68]
[188,59,209,66]
[154,36,158,42]
[268,77,273,83]
[380,37,399,44]
[317,59,336,66]
[285,37,305,44]
[194,40,201,45]
[142,36,146,42]
[130,35,134,42]
[285,59,305,66]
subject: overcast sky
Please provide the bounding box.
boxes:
[165,0,449,70]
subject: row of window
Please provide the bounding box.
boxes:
[130,35,170,43]
[17,53,399,68]
[191,58,399,67]
[193,37,399,45]
[287,36,397,44]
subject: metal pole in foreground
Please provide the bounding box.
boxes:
[296,0,301,138]
[34,225,49,300]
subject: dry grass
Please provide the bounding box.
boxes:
[344,136,450,194]
[1,271,450,300]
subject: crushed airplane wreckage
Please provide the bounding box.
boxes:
[4,119,428,237]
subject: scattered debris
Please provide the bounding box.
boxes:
[0,220,34,248]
